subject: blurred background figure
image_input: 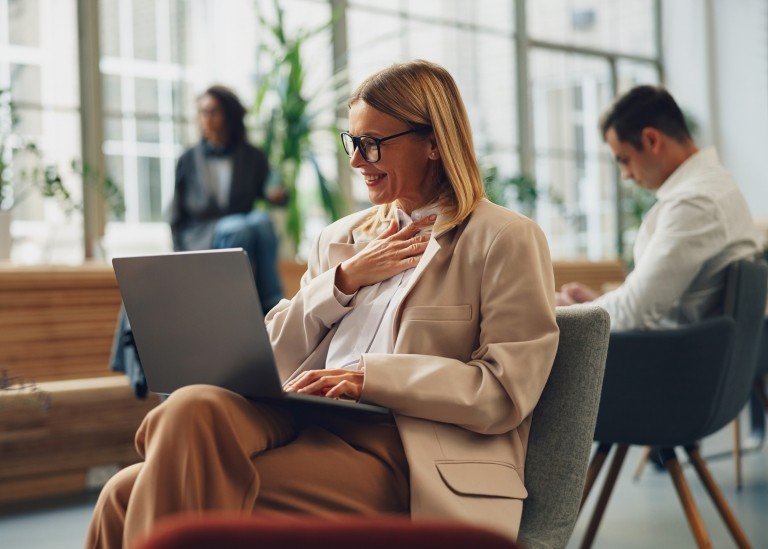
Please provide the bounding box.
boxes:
[170,85,287,313]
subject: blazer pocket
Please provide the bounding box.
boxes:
[401,305,472,322]
[435,460,528,499]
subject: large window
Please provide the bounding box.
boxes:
[1,0,662,263]
[345,1,518,209]
[0,0,82,263]
[527,0,660,260]
[99,0,261,233]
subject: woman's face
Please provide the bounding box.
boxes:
[198,94,227,145]
[348,100,440,214]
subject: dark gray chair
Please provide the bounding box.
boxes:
[518,304,610,549]
[751,320,768,433]
[579,259,768,549]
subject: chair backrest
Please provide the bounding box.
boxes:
[704,258,768,434]
[594,316,734,446]
[518,305,610,549]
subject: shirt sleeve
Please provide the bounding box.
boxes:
[593,195,726,330]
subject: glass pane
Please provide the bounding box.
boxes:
[101,74,122,113]
[171,80,195,121]
[135,78,159,141]
[528,0,657,58]
[475,0,514,33]
[529,49,616,260]
[100,0,121,57]
[168,0,189,64]
[137,156,162,222]
[104,154,125,221]
[103,116,123,141]
[351,0,513,30]
[10,63,42,108]
[132,0,158,61]
[9,0,40,47]
[617,59,660,93]
[136,116,160,142]
[99,0,265,233]
[346,7,518,208]
[616,59,661,258]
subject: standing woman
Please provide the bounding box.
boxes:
[87,60,558,548]
[170,85,286,312]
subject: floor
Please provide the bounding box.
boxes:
[1,411,766,549]
[569,422,768,548]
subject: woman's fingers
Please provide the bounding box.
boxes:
[284,369,364,401]
[335,215,437,293]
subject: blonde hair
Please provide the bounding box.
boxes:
[349,60,484,234]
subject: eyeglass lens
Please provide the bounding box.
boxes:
[341,133,379,162]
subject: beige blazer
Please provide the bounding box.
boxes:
[265,199,559,539]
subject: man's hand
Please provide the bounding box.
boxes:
[556,282,600,305]
[283,368,365,401]
[334,214,436,294]
[266,185,289,206]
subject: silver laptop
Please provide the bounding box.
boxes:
[112,248,389,415]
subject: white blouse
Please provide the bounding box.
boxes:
[325,205,441,369]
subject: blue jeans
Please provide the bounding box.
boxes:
[212,211,284,313]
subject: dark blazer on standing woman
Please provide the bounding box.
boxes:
[170,140,270,251]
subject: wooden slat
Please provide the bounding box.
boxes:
[278,260,306,299]
[0,377,159,504]
[0,471,89,506]
[552,260,627,292]
[0,264,121,382]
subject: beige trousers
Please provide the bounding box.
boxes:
[85,385,409,549]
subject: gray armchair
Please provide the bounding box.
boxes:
[518,304,610,549]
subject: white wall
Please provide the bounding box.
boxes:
[663,0,768,222]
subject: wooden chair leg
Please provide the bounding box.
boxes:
[579,444,628,549]
[580,442,612,512]
[632,446,653,481]
[732,417,743,491]
[660,447,713,549]
[685,445,752,549]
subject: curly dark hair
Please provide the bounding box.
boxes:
[200,85,247,145]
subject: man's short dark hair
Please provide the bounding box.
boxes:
[599,85,691,150]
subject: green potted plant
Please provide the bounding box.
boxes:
[482,161,538,218]
[252,0,344,257]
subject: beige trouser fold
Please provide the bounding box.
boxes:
[85,384,409,549]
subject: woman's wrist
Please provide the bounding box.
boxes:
[334,262,359,295]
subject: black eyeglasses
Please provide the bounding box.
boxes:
[339,129,418,163]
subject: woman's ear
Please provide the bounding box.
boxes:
[428,136,440,160]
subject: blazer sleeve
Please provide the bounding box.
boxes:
[265,228,352,380]
[169,152,190,250]
[361,218,559,436]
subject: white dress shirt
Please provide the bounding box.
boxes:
[205,157,233,208]
[593,147,762,330]
[325,205,440,370]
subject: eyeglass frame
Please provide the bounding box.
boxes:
[339,126,431,163]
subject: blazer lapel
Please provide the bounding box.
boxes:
[328,241,369,266]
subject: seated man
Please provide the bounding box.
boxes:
[170,84,286,313]
[557,85,762,330]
